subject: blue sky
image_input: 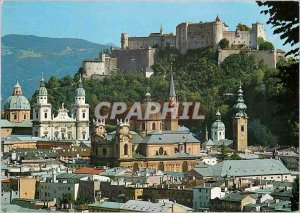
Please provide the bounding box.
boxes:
[1,1,290,51]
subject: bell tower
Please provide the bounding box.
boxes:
[116,119,133,159]
[32,76,52,138]
[165,70,179,131]
[233,82,248,151]
[71,76,90,141]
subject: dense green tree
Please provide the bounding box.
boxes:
[236,23,250,31]
[259,41,274,50]
[36,47,298,147]
[291,175,299,211]
[219,38,230,49]
[257,1,299,56]
[248,119,278,147]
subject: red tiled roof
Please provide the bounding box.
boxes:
[2,179,12,183]
[73,167,105,175]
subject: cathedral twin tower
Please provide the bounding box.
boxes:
[32,76,90,141]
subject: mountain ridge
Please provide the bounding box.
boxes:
[1,34,115,103]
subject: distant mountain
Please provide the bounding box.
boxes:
[1,34,115,103]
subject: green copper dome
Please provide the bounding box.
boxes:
[38,77,48,96]
[4,95,30,110]
[211,109,225,130]
[75,77,85,96]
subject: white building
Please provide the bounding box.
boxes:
[32,77,89,141]
[211,109,225,141]
[193,185,225,211]
[38,173,89,202]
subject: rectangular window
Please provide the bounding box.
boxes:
[24,114,26,119]
[45,113,47,119]
[82,112,85,119]
[36,113,38,118]
[14,114,17,120]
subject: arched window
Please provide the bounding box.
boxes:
[124,144,128,155]
[142,122,146,131]
[24,114,26,119]
[83,112,86,119]
[241,126,244,132]
[159,147,164,155]
[152,122,156,130]
[14,114,17,120]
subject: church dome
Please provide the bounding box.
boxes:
[38,77,47,96]
[75,87,85,96]
[75,77,85,96]
[4,95,30,110]
[39,86,48,96]
[211,109,225,130]
[211,120,225,130]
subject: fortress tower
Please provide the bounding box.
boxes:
[121,33,129,49]
[212,15,223,49]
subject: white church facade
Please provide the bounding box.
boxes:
[32,77,90,141]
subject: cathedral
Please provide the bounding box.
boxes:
[91,73,202,172]
[32,76,90,141]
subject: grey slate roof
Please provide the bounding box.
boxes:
[141,130,200,144]
[0,120,33,128]
[193,159,290,178]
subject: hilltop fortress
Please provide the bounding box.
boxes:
[82,16,283,79]
[120,16,266,53]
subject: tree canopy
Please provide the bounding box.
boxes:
[34,47,298,147]
[236,23,250,31]
[259,41,274,50]
[257,1,299,56]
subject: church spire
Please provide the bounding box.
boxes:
[160,24,163,35]
[78,75,83,88]
[169,65,176,99]
[13,78,22,96]
[216,108,221,121]
[234,81,247,117]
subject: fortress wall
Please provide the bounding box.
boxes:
[128,37,161,49]
[218,49,278,68]
[82,61,106,78]
[223,31,251,47]
[186,22,215,50]
[163,36,176,47]
[105,57,118,74]
[112,48,157,72]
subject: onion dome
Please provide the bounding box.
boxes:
[211,109,225,130]
[75,76,85,96]
[4,80,30,110]
[38,76,48,96]
[234,82,247,117]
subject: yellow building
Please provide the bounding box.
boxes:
[91,73,202,172]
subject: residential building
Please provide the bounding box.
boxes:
[193,185,225,211]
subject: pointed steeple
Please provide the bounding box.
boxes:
[205,125,209,141]
[78,75,83,88]
[169,65,176,98]
[40,73,46,87]
[38,74,47,96]
[234,81,247,117]
[160,24,163,35]
[216,108,221,121]
[145,87,151,102]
